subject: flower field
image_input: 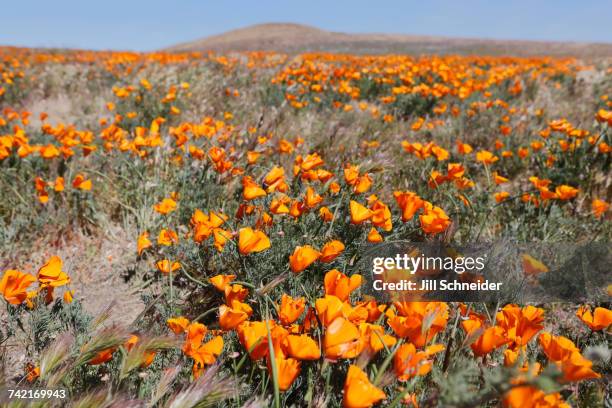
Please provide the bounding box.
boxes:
[0,46,611,407]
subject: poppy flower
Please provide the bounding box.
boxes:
[324,269,362,301]
[554,185,578,200]
[157,229,178,246]
[342,365,386,408]
[419,203,451,235]
[320,240,345,263]
[72,174,92,190]
[394,343,445,381]
[224,284,249,304]
[279,294,306,325]
[53,177,64,192]
[210,274,236,292]
[0,269,36,305]
[25,363,40,382]
[494,172,509,185]
[137,231,152,255]
[167,316,190,334]
[304,187,323,209]
[591,199,609,218]
[349,200,373,224]
[268,355,301,391]
[238,320,274,360]
[388,302,448,347]
[576,305,612,331]
[503,386,569,408]
[495,191,510,203]
[367,228,383,242]
[475,150,499,165]
[219,300,252,330]
[154,197,177,215]
[238,227,270,255]
[88,348,116,365]
[319,206,333,222]
[359,323,397,355]
[191,335,224,378]
[285,334,321,360]
[461,318,508,356]
[324,316,363,359]
[242,176,266,200]
[289,245,321,273]
[38,256,70,288]
[156,259,180,274]
[496,304,544,348]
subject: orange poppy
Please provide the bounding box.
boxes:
[137,231,152,255]
[279,294,306,325]
[167,316,190,334]
[320,240,345,263]
[576,305,612,331]
[38,256,70,288]
[0,269,36,305]
[238,227,270,255]
[154,197,177,215]
[289,245,321,273]
[72,174,92,190]
[209,274,236,292]
[394,343,445,381]
[349,200,373,224]
[324,269,362,301]
[343,365,386,408]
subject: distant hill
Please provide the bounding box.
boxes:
[165,23,612,57]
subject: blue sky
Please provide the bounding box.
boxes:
[2,0,611,51]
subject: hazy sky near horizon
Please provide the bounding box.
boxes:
[3,0,612,51]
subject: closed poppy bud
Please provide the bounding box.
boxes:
[320,240,345,263]
[289,245,321,273]
[343,365,386,408]
[349,200,373,224]
[167,316,190,334]
[238,227,270,255]
[279,294,306,325]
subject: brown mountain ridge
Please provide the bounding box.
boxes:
[165,23,612,57]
